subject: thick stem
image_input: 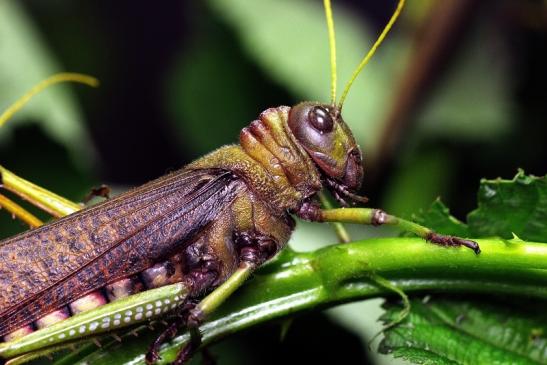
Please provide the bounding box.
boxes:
[70,237,547,364]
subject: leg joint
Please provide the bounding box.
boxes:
[233,231,278,266]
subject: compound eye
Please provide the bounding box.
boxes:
[309,106,334,133]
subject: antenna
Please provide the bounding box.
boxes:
[338,0,405,109]
[0,73,99,127]
[323,0,337,105]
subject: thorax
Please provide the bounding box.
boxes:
[187,106,322,212]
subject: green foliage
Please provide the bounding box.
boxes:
[0,1,544,364]
[416,17,513,141]
[166,19,269,156]
[382,149,453,219]
[380,172,547,365]
[0,1,95,239]
[0,0,92,160]
[379,298,546,365]
[414,172,547,242]
[413,199,469,237]
[468,172,547,242]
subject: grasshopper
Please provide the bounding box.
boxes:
[0,0,479,363]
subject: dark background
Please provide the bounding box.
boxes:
[0,0,545,364]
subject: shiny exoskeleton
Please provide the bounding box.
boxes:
[0,102,364,342]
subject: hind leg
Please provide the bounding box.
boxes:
[170,232,277,365]
[145,300,197,365]
[168,262,255,365]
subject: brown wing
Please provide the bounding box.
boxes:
[0,168,244,336]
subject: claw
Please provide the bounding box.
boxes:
[173,332,201,365]
[173,344,194,365]
[426,232,481,255]
[145,349,161,365]
[458,238,481,254]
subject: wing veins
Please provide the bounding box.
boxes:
[0,170,241,333]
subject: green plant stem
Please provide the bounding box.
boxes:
[68,237,547,364]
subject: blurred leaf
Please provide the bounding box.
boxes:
[166,40,255,156]
[206,0,410,154]
[467,171,547,242]
[0,125,95,240]
[379,297,546,365]
[413,199,469,237]
[0,0,93,162]
[404,0,436,27]
[417,20,513,141]
[382,148,452,218]
[0,0,95,238]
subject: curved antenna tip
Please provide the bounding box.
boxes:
[0,72,99,128]
[338,0,406,110]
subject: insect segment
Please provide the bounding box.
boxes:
[0,0,481,364]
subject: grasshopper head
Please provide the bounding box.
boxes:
[288,102,364,203]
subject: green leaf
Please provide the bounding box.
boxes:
[383,173,547,365]
[413,199,469,237]
[382,148,453,220]
[416,18,513,141]
[165,20,268,157]
[379,297,547,365]
[413,172,547,242]
[0,0,92,162]
[467,171,547,242]
[206,0,409,154]
[48,237,547,364]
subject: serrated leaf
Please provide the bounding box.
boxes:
[467,172,547,242]
[382,347,459,365]
[379,297,547,365]
[389,173,547,365]
[412,199,469,237]
[413,172,547,242]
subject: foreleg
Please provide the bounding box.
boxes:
[295,202,480,254]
